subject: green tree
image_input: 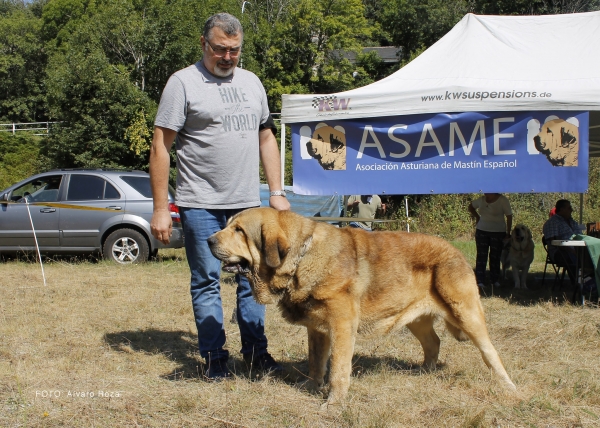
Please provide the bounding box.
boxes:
[40,0,217,169]
[0,133,44,190]
[239,0,373,111]
[44,27,155,169]
[378,0,469,61]
[41,0,100,51]
[0,2,47,122]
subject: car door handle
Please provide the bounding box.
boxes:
[106,206,122,210]
[40,208,56,213]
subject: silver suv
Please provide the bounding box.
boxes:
[0,169,183,263]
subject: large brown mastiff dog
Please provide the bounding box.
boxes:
[208,207,515,403]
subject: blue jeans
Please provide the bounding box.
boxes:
[180,207,268,362]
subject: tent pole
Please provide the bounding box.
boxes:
[405,196,410,232]
[281,120,286,188]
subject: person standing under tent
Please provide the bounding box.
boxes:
[468,193,513,288]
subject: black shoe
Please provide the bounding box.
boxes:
[204,357,230,381]
[243,352,283,374]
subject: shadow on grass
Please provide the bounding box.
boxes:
[350,354,443,378]
[104,329,204,380]
[103,329,318,385]
[102,328,439,398]
[476,272,597,307]
[0,250,185,264]
[0,251,102,264]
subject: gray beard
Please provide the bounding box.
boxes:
[213,64,235,77]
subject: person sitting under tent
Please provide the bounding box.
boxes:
[543,199,584,285]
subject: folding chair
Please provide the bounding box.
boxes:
[541,235,570,290]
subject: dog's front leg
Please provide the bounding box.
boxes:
[326,308,358,405]
[520,266,529,289]
[307,326,330,390]
[512,265,521,288]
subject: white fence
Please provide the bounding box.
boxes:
[0,117,279,136]
[0,122,58,136]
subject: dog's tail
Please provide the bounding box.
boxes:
[445,321,469,341]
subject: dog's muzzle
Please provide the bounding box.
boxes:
[222,260,251,275]
[207,235,251,275]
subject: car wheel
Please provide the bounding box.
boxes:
[103,229,149,264]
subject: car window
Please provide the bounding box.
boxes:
[12,175,63,203]
[120,176,152,198]
[119,175,176,199]
[104,182,120,199]
[67,175,121,201]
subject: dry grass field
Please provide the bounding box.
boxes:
[1,246,599,427]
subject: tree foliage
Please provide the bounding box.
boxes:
[0,132,44,190]
[377,0,470,59]
[240,0,373,110]
[0,1,47,122]
[40,0,209,169]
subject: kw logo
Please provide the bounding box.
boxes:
[312,95,351,112]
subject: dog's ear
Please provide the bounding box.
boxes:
[261,223,290,268]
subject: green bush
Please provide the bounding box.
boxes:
[0,133,45,190]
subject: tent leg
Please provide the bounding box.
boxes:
[281,121,286,187]
[405,196,410,233]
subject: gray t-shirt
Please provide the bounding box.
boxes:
[155,61,270,209]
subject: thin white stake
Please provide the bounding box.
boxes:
[25,200,47,286]
[405,196,410,233]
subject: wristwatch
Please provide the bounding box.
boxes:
[269,190,287,197]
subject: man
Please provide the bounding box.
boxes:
[149,13,290,381]
[543,199,583,284]
[347,195,386,231]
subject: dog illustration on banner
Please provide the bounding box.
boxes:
[299,123,347,170]
[528,116,580,166]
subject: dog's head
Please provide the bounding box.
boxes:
[533,119,579,166]
[305,125,347,170]
[511,224,533,250]
[208,208,312,304]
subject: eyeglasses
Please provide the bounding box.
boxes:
[205,39,241,57]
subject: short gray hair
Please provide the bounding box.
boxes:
[203,13,243,41]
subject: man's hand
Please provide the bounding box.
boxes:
[151,209,173,244]
[270,195,290,211]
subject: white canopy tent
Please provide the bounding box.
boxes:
[280,11,600,188]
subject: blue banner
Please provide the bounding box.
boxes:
[291,111,589,195]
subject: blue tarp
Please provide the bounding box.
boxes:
[259,184,343,218]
